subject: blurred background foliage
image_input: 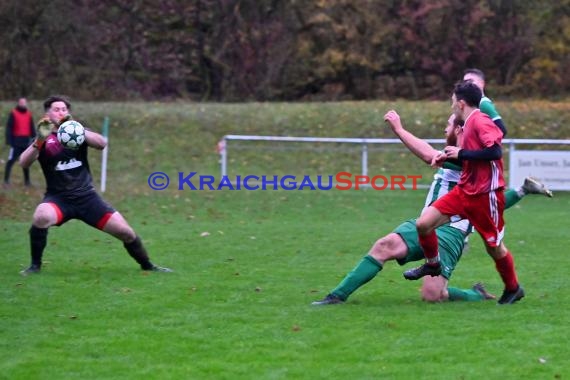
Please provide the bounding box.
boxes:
[0,0,568,101]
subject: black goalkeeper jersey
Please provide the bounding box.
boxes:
[38,133,95,198]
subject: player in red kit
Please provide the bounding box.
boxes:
[403,81,524,305]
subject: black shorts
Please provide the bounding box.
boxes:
[43,191,116,229]
[7,146,27,161]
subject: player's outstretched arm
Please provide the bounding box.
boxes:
[19,143,40,168]
[19,117,56,168]
[85,130,107,150]
[445,144,502,161]
[384,110,439,164]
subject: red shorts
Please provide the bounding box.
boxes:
[432,186,505,247]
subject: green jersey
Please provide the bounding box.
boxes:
[480,95,501,123]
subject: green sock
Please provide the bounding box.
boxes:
[504,188,523,209]
[331,255,383,301]
[447,287,485,301]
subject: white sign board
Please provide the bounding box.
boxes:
[509,150,570,191]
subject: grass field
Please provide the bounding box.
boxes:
[2,189,569,379]
[1,100,569,379]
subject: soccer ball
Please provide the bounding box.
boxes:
[57,120,85,150]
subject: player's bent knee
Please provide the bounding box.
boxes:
[485,244,504,260]
[370,236,396,261]
[370,237,390,259]
[32,204,57,228]
[415,219,431,235]
[32,214,51,228]
[421,285,446,302]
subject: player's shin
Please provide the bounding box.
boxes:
[494,251,519,291]
[331,255,383,301]
[124,236,154,270]
[29,226,48,267]
[418,231,440,264]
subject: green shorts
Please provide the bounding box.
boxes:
[394,219,465,279]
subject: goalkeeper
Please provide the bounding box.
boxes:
[18,95,172,275]
[312,111,551,305]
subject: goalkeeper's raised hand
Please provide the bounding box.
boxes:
[34,117,56,149]
[58,114,73,126]
[36,117,55,138]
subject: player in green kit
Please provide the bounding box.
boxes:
[463,68,506,135]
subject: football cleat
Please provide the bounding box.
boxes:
[147,265,173,272]
[472,282,496,300]
[497,286,525,305]
[403,262,441,280]
[311,293,344,305]
[521,177,553,198]
[20,264,41,276]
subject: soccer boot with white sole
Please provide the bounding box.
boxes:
[311,293,344,305]
[20,264,41,276]
[522,177,553,198]
[148,265,173,272]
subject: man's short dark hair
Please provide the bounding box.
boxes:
[454,80,482,108]
[463,68,485,81]
[43,95,72,111]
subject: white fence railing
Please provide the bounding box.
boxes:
[219,135,570,191]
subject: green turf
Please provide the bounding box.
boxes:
[1,189,569,379]
[1,100,569,379]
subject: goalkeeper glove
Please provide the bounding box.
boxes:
[58,114,73,126]
[34,117,56,148]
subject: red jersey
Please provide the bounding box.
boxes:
[459,109,505,194]
[11,109,34,137]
